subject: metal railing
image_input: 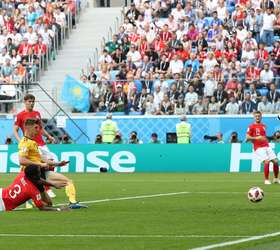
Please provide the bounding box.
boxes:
[0,82,90,143]
[91,6,125,69]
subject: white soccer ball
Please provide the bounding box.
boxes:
[248,187,264,202]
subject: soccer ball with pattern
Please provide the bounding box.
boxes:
[248,187,264,202]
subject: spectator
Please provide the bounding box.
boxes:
[257,96,274,113]
[192,96,206,115]
[174,94,188,115]
[261,8,276,46]
[143,94,156,115]
[260,62,274,87]
[267,83,280,106]
[241,93,257,114]
[149,133,161,144]
[225,97,240,114]
[208,96,219,114]
[213,82,228,113]
[157,93,173,115]
[185,85,198,113]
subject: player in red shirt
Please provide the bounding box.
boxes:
[13,93,56,199]
[0,165,67,211]
[246,111,279,184]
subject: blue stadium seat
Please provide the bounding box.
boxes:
[203,17,213,27]
[166,79,175,88]
[274,36,280,41]
[258,89,268,96]
[129,112,142,115]
[265,46,273,53]
[95,112,107,116]
[95,71,101,80]
[110,70,118,81]
[134,80,142,93]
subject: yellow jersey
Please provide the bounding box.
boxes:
[18,137,42,170]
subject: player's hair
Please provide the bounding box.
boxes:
[254,111,262,115]
[24,165,40,181]
[24,118,39,128]
[24,94,35,101]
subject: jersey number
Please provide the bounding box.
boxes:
[255,128,260,136]
[9,184,22,199]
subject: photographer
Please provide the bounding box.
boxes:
[5,136,13,145]
[128,131,143,144]
[112,132,124,144]
[204,132,224,143]
[267,131,280,143]
[229,132,242,143]
[95,134,103,144]
[61,134,73,144]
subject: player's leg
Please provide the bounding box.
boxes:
[272,159,280,183]
[45,171,87,208]
[266,147,279,184]
[38,146,56,198]
[263,160,271,184]
[255,148,271,184]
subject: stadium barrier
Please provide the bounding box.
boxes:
[1,143,279,173]
[0,114,279,144]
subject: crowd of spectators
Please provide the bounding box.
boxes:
[79,0,280,115]
[0,0,78,113]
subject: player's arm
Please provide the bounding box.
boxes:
[19,155,48,168]
[43,159,70,168]
[38,178,67,189]
[41,127,56,143]
[246,134,266,142]
[13,124,21,143]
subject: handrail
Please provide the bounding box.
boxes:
[34,82,90,143]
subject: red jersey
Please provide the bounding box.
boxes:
[2,172,44,211]
[247,123,269,151]
[15,110,45,146]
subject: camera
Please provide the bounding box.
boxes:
[204,135,218,142]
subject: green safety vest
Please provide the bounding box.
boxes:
[176,122,191,144]
[101,120,117,143]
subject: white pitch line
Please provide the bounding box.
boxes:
[190,231,280,250]
[55,191,191,206]
[0,234,256,238]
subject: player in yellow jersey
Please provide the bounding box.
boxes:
[18,118,87,209]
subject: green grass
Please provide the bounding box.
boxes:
[0,173,280,250]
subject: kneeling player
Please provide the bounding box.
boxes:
[246,111,279,184]
[0,165,67,211]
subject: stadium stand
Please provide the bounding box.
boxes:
[0,0,80,113]
[72,0,280,115]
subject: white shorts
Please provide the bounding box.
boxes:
[0,189,6,212]
[255,147,277,163]
[38,145,55,160]
[38,145,56,176]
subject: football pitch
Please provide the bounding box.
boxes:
[1,173,280,250]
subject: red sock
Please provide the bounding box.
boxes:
[264,163,270,180]
[45,186,50,191]
[273,162,279,178]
